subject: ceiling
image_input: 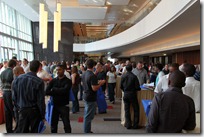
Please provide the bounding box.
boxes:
[108,0,200,58]
[2,0,199,58]
[2,0,160,41]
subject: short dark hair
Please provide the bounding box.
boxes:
[56,64,65,69]
[126,64,132,72]
[169,63,179,70]
[183,63,196,77]
[12,56,17,60]
[30,60,41,73]
[86,59,96,69]
[8,59,17,68]
[107,60,110,63]
[169,70,186,88]
[137,61,143,64]
[156,63,163,71]
[132,62,136,68]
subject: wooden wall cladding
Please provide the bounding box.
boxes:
[173,50,200,65]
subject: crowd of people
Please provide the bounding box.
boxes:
[0,56,200,133]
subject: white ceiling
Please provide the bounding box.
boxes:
[78,0,106,6]
[2,0,149,22]
[53,6,107,20]
[106,0,131,5]
[108,1,200,57]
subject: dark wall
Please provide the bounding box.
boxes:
[32,22,73,63]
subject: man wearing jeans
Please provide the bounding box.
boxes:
[82,59,105,133]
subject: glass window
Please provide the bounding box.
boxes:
[0,1,33,62]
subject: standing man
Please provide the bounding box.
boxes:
[120,64,141,129]
[95,63,106,94]
[154,63,179,93]
[146,70,196,133]
[0,59,16,133]
[46,64,72,133]
[12,66,25,131]
[182,63,200,113]
[12,60,45,133]
[132,61,149,85]
[155,63,165,86]
[82,59,105,133]
[122,60,131,74]
[13,66,25,78]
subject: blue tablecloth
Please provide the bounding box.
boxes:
[142,100,152,117]
[140,85,148,90]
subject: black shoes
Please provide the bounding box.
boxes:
[110,101,115,104]
[125,124,142,130]
[98,111,107,114]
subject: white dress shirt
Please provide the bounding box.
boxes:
[182,77,200,112]
[37,69,51,91]
[154,74,169,93]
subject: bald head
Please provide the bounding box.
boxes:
[169,70,186,88]
[95,63,102,72]
[13,66,25,77]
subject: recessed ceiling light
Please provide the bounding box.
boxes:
[123,9,133,13]
[163,54,167,56]
[106,1,112,5]
[132,4,138,7]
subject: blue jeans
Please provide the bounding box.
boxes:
[83,101,96,133]
[79,84,83,100]
[108,83,116,102]
[72,87,79,113]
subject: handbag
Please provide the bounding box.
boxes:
[97,87,107,113]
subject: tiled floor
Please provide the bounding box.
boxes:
[0,98,200,134]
